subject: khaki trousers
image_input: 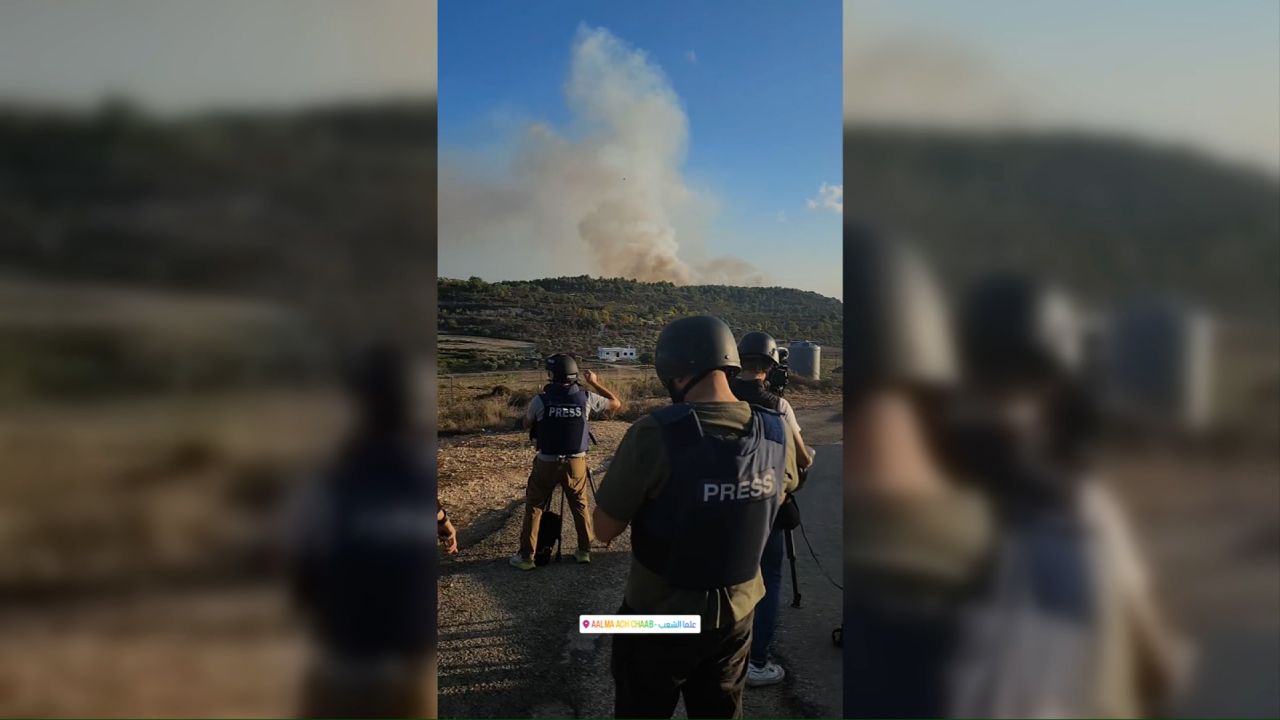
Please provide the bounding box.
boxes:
[518,456,593,558]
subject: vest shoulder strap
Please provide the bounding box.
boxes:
[753,407,787,445]
[538,384,557,405]
[541,383,585,402]
[650,403,703,451]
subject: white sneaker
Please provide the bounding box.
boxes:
[746,660,786,687]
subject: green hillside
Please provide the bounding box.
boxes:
[438,276,842,371]
[2,104,1275,393]
[845,127,1280,322]
[0,101,438,348]
[0,101,437,397]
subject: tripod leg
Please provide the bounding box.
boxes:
[785,528,801,608]
[586,466,610,549]
[556,484,565,562]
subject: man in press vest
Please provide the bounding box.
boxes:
[593,316,798,718]
[730,330,814,688]
[510,353,622,570]
[288,344,435,718]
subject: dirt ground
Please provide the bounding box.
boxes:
[0,389,344,717]
[1102,449,1280,716]
[0,586,305,717]
[434,400,1279,718]
[0,385,1274,717]
[436,403,846,719]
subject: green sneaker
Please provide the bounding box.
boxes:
[575,550,591,564]
[509,554,535,571]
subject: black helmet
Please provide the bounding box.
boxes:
[959,273,1083,389]
[843,222,956,394]
[655,315,740,399]
[738,331,780,366]
[545,353,579,383]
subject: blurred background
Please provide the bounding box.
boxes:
[0,1,437,715]
[845,0,1278,716]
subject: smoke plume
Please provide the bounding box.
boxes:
[439,25,764,286]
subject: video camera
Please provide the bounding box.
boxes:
[767,346,790,396]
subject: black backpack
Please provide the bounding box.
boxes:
[534,487,564,566]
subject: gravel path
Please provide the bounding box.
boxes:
[437,404,844,718]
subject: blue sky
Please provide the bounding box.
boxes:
[439,1,843,298]
[845,0,1280,173]
[0,1,436,111]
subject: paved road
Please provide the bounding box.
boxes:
[437,402,842,718]
[748,407,843,719]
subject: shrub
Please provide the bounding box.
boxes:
[439,395,523,435]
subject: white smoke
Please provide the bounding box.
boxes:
[439,25,764,286]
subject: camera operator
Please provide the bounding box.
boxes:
[732,332,812,472]
[730,331,813,688]
[767,347,792,397]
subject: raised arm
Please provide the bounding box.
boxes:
[583,368,624,412]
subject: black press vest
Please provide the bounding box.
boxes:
[631,403,787,589]
[306,437,435,658]
[537,383,591,455]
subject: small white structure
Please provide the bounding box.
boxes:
[598,347,638,362]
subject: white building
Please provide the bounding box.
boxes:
[597,347,638,362]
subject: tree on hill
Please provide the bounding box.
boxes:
[845,127,1280,323]
[437,276,843,360]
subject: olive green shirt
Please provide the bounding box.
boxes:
[596,401,798,628]
[845,485,995,608]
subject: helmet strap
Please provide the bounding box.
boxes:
[666,368,718,403]
[662,377,683,403]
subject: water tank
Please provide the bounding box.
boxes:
[1105,298,1215,431]
[788,341,822,380]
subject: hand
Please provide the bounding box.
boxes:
[582,369,599,386]
[439,519,458,554]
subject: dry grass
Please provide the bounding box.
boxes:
[438,394,524,435]
[438,368,668,435]
[0,389,346,595]
[0,387,356,716]
[0,585,305,717]
[0,276,326,401]
[436,366,843,434]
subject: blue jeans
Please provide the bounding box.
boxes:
[751,528,785,666]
